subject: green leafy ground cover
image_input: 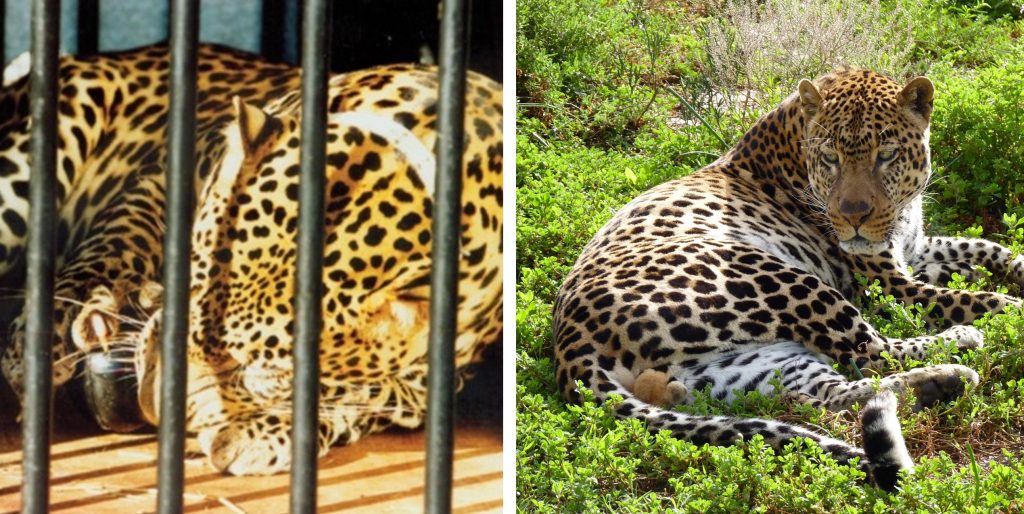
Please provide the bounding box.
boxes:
[516,1,1024,511]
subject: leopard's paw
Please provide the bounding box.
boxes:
[939,325,984,351]
[904,363,979,412]
[197,411,346,476]
[633,369,688,408]
[198,414,294,476]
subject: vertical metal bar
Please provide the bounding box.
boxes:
[22,1,60,513]
[77,0,98,54]
[260,0,285,61]
[290,0,330,512]
[425,0,469,512]
[156,0,198,512]
[0,0,6,67]
[260,0,299,64]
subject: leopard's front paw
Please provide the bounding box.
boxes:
[198,414,295,476]
[939,325,984,350]
[197,411,346,476]
[5,315,77,393]
[905,363,979,412]
[0,343,24,403]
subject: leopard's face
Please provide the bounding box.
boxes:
[799,71,934,256]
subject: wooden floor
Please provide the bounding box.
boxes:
[0,348,503,513]
[0,424,501,513]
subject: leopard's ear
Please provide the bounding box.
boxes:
[798,79,823,118]
[898,76,933,124]
[232,96,281,157]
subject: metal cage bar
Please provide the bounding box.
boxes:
[425,0,470,512]
[155,0,199,512]
[22,1,61,513]
[290,0,330,512]
[0,1,6,66]
[77,0,99,54]
[260,0,300,65]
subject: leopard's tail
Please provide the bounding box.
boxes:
[858,390,914,490]
[583,369,912,491]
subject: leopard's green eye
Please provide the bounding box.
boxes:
[821,151,840,165]
[877,148,896,161]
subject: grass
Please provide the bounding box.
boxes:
[516,0,1024,511]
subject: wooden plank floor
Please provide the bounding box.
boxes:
[0,348,502,513]
[0,424,501,513]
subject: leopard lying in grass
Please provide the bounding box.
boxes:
[554,66,1022,490]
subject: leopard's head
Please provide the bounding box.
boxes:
[798,68,933,256]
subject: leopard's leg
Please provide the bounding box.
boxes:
[595,365,913,491]
[911,261,981,287]
[790,362,979,412]
[677,341,978,412]
[0,327,76,401]
[909,236,1024,287]
[852,248,1022,329]
[56,175,165,357]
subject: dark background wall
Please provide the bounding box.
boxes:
[2,0,502,81]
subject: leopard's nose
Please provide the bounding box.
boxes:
[839,199,873,228]
[82,349,146,433]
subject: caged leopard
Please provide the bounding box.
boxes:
[0,45,503,476]
[553,67,1023,490]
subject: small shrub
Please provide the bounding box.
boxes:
[702,0,915,116]
[515,135,693,278]
[516,0,700,147]
[946,0,1024,20]
[928,58,1024,228]
[903,0,1023,67]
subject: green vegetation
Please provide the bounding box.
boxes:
[516,0,1024,511]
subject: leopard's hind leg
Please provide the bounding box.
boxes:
[677,340,979,412]
[631,369,689,408]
